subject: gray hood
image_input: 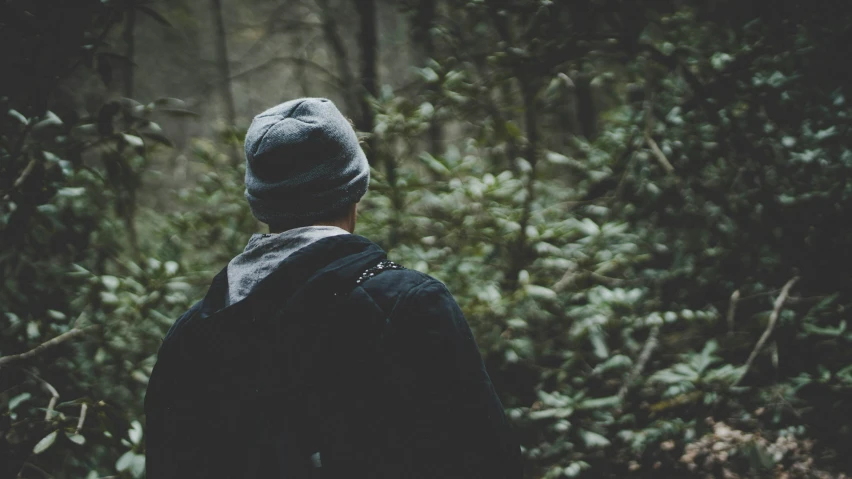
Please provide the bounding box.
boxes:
[226,225,349,306]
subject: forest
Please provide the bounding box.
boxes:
[1,0,851,477]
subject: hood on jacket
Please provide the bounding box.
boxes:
[226,226,349,306]
[187,233,388,323]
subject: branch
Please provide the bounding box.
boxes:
[22,370,60,421]
[0,327,95,369]
[618,325,661,403]
[643,91,675,175]
[733,277,799,387]
[1,119,36,200]
[230,56,342,86]
[644,135,675,174]
[2,158,37,201]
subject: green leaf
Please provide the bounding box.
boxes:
[130,453,146,477]
[592,355,633,375]
[418,153,451,176]
[122,133,144,149]
[101,275,120,291]
[579,429,610,448]
[116,450,135,471]
[33,430,58,454]
[576,395,620,410]
[8,392,32,411]
[128,420,143,445]
[419,67,439,83]
[589,329,609,359]
[68,433,86,445]
[529,407,574,420]
[8,109,28,124]
[526,284,557,299]
[563,461,590,477]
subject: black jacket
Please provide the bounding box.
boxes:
[144,234,522,478]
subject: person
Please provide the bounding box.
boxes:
[144,98,523,478]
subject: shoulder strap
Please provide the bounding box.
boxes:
[355,260,406,286]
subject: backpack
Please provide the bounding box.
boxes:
[145,260,404,479]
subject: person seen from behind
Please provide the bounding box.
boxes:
[144,98,523,478]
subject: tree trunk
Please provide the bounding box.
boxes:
[123,7,135,98]
[354,0,400,247]
[411,0,442,154]
[504,81,539,290]
[317,0,360,118]
[575,73,597,140]
[355,0,378,153]
[210,0,239,165]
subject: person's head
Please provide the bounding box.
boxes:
[243,98,369,233]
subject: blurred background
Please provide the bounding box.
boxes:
[1,0,851,477]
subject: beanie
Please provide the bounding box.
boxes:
[243,98,370,225]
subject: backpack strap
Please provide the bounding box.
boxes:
[355,260,406,286]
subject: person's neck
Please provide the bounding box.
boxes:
[269,221,354,235]
[312,219,354,234]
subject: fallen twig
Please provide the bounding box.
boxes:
[733,277,799,387]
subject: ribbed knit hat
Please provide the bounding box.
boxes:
[243,98,370,225]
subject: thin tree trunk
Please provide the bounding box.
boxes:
[317,0,360,118]
[123,7,135,98]
[123,6,140,258]
[575,73,597,140]
[411,0,442,154]
[210,0,239,165]
[504,80,539,290]
[354,0,399,246]
[355,0,378,151]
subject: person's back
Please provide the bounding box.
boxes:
[144,98,523,478]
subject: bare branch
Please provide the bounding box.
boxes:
[2,158,37,201]
[21,462,54,478]
[733,277,799,387]
[618,325,661,403]
[643,91,675,175]
[645,134,675,174]
[0,327,95,369]
[230,56,342,86]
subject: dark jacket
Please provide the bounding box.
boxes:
[144,234,522,478]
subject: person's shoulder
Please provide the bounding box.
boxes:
[162,300,203,342]
[356,264,452,315]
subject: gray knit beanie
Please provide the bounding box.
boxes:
[243,98,369,225]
